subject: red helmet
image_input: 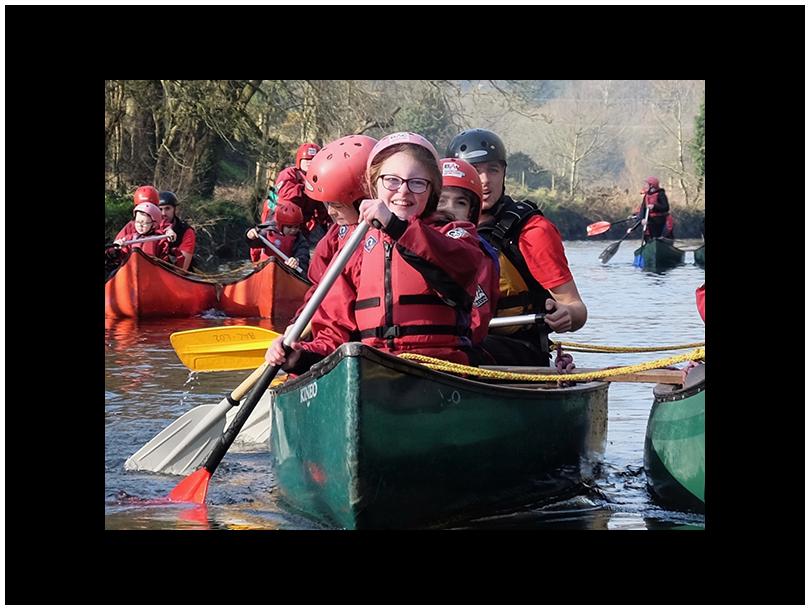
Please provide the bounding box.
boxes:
[439,157,484,224]
[275,202,304,228]
[367,132,440,170]
[295,143,321,169]
[133,202,162,225]
[133,185,160,206]
[645,176,660,189]
[304,135,378,205]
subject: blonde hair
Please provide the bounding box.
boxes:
[365,143,442,218]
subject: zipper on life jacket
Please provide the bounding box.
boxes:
[383,240,395,349]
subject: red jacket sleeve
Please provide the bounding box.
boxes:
[275,167,306,207]
[174,227,196,268]
[517,215,573,291]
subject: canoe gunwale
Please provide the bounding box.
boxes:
[273,342,609,399]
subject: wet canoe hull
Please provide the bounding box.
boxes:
[105,249,218,318]
[633,238,685,271]
[219,258,310,327]
[271,343,609,529]
[643,366,705,512]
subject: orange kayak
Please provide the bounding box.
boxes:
[105,249,218,318]
[219,258,310,327]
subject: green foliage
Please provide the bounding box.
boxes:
[691,100,705,178]
[105,192,134,242]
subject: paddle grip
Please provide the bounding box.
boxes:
[229,361,269,402]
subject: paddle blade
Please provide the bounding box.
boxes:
[167,467,211,504]
[170,325,279,371]
[586,221,612,236]
[598,241,621,263]
[124,400,230,475]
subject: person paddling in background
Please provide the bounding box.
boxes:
[108,202,172,261]
[114,185,177,244]
[446,128,587,366]
[274,134,378,340]
[246,201,311,275]
[272,142,332,244]
[158,191,196,271]
[265,131,486,373]
[434,157,500,360]
[634,176,674,243]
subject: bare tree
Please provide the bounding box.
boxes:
[648,80,704,209]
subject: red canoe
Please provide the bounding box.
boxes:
[105,249,218,318]
[219,257,311,327]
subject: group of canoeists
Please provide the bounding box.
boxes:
[107,127,701,374]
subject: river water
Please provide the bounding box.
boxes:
[104,239,706,530]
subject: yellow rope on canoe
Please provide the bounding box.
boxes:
[398,347,705,383]
[549,340,704,353]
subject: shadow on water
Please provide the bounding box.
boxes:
[105,241,705,530]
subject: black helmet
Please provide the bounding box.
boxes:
[159,191,178,206]
[446,128,508,166]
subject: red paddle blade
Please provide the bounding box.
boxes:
[167,467,212,504]
[586,221,612,236]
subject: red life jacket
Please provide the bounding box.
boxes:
[116,228,170,260]
[695,283,705,322]
[354,230,472,353]
[644,190,667,217]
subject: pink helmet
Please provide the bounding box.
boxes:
[304,134,378,205]
[133,185,160,206]
[366,132,440,171]
[133,202,162,225]
[295,143,321,169]
[646,176,660,189]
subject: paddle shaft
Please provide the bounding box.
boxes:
[196,220,372,480]
[257,232,305,275]
[105,233,171,249]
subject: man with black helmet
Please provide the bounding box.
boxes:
[158,191,196,271]
[446,128,587,366]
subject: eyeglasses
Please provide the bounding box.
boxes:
[378,174,431,194]
[134,220,153,227]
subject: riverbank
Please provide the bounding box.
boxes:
[105,186,705,272]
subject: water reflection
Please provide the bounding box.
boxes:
[105,241,705,530]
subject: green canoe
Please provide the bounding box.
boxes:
[270,343,609,529]
[694,244,705,267]
[643,364,705,512]
[633,237,686,271]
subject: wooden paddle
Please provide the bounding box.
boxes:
[598,218,642,264]
[105,233,172,249]
[167,219,372,504]
[586,217,635,237]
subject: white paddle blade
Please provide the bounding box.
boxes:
[124,398,233,476]
[229,391,273,447]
